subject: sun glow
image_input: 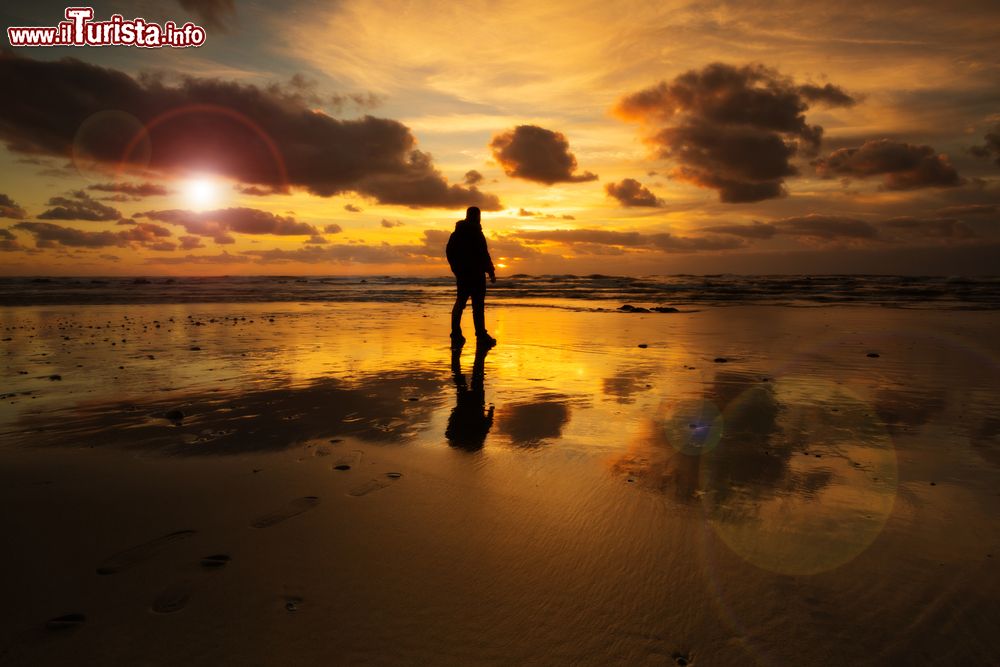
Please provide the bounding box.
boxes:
[183,176,219,209]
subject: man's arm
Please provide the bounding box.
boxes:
[480,232,496,283]
[445,232,458,275]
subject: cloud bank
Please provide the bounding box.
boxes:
[0,52,500,211]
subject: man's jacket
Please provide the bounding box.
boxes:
[446,219,494,279]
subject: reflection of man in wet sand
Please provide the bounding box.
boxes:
[446,206,496,348]
[446,345,493,451]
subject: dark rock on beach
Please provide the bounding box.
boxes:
[620,304,678,313]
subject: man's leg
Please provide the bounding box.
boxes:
[452,281,471,339]
[471,279,487,337]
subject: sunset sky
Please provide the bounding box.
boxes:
[1,0,998,275]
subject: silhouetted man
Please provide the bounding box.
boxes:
[446,206,496,347]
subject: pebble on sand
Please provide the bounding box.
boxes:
[49,374,62,381]
[867,352,880,358]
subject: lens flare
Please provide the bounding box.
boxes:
[700,377,897,576]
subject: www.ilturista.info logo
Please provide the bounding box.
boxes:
[7,7,206,48]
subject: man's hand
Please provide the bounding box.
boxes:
[489,272,496,284]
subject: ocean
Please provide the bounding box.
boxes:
[1,274,998,309]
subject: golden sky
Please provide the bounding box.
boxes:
[1,0,998,275]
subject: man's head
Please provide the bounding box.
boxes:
[465,206,481,225]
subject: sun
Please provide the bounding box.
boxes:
[183,176,219,209]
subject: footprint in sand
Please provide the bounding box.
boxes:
[348,472,402,497]
[96,530,197,575]
[331,449,364,472]
[199,554,231,569]
[151,580,192,614]
[250,497,320,528]
[46,613,86,630]
[672,652,694,666]
[149,555,231,615]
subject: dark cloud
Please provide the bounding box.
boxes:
[464,170,484,185]
[700,221,778,239]
[0,227,27,251]
[179,235,204,250]
[88,182,171,197]
[304,235,328,245]
[149,250,250,265]
[935,204,996,216]
[381,218,404,228]
[13,221,174,249]
[140,207,317,243]
[234,184,286,196]
[117,222,174,244]
[175,0,236,31]
[703,214,981,244]
[328,91,384,114]
[615,63,854,203]
[516,208,576,220]
[970,123,1000,167]
[356,150,502,209]
[0,52,500,211]
[0,193,26,219]
[489,125,597,184]
[38,190,120,221]
[814,139,964,189]
[516,228,744,253]
[145,228,537,267]
[605,178,663,207]
[881,217,976,239]
[520,229,646,246]
[344,204,362,212]
[797,83,858,107]
[241,244,410,265]
[324,223,343,234]
[649,232,746,252]
[773,215,879,240]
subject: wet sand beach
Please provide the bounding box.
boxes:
[1,301,999,665]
